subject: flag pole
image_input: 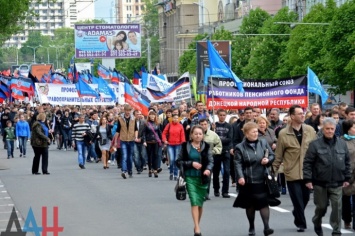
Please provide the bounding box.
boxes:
[210,76,215,123]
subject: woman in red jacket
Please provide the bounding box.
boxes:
[162,114,186,180]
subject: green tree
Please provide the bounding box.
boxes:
[178,34,207,74]
[242,7,297,78]
[0,0,32,45]
[276,0,336,78]
[232,8,271,78]
[322,0,355,94]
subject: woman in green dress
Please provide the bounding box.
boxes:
[176,125,214,236]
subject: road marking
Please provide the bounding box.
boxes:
[228,193,290,213]
[0,204,14,207]
[0,211,18,214]
[0,197,10,200]
[322,224,353,233]
[1,191,7,193]
[269,207,290,213]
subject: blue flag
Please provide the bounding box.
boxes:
[92,76,116,101]
[75,77,99,98]
[307,67,328,104]
[207,40,244,92]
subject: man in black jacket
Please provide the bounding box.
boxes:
[303,118,351,236]
[212,109,233,198]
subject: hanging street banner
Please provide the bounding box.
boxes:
[196,41,231,94]
[74,24,141,58]
[136,72,191,102]
[207,76,308,109]
[35,83,124,105]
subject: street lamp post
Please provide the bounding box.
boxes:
[142,27,152,73]
[40,45,50,64]
[193,2,211,36]
[26,46,41,63]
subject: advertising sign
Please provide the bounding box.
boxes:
[75,24,141,59]
[207,76,308,109]
[196,41,231,93]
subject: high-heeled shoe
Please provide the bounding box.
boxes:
[248,228,255,235]
[154,170,158,178]
[148,170,152,177]
[263,228,274,236]
[103,166,107,169]
[193,230,202,236]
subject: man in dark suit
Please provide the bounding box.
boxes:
[133,110,147,174]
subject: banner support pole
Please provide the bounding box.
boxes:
[210,76,215,123]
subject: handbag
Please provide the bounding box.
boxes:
[147,122,162,146]
[100,138,107,146]
[175,163,187,201]
[265,167,280,198]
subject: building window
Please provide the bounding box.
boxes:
[43,16,47,20]
[51,23,55,27]
[57,2,62,7]
[21,37,26,41]
[42,30,48,34]
[50,3,54,7]
[43,10,47,14]
[136,0,139,2]
[136,6,139,10]
[58,23,63,27]
[51,10,55,14]
[35,10,39,14]
[13,37,18,41]
[42,2,47,7]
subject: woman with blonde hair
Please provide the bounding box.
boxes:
[256,116,277,150]
[143,110,162,177]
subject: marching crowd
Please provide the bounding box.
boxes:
[1,100,355,236]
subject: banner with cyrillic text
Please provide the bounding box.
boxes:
[35,83,125,105]
[207,76,308,109]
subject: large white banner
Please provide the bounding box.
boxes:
[35,83,125,105]
[135,72,191,102]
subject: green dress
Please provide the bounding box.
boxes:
[185,148,208,207]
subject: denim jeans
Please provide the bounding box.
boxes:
[76,141,87,165]
[133,142,147,171]
[6,140,14,157]
[62,128,70,149]
[121,141,134,173]
[86,141,98,161]
[168,145,181,176]
[18,136,28,155]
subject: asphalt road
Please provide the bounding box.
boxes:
[0,143,354,236]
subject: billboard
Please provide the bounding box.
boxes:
[196,41,231,94]
[74,24,141,59]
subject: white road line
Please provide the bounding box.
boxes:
[1,191,7,193]
[0,211,19,214]
[322,224,353,234]
[0,204,14,207]
[0,185,4,188]
[0,197,10,200]
[228,193,290,213]
[269,206,290,213]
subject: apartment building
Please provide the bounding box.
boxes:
[116,0,146,23]
[4,0,95,48]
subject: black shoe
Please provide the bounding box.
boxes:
[157,168,162,173]
[43,172,50,175]
[222,193,230,198]
[32,172,41,175]
[248,228,255,236]
[121,172,127,179]
[194,231,202,236]
[169,174,173,180]
[297,227,305,232]
[205,195,211,200]
[263,228,274,236]
[87,160,93,163]
[214,192,220,197]
[79,164,85,169]
[314,226,323,236]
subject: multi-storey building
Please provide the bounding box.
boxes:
[4,0,95,48]
[116,0,145,24]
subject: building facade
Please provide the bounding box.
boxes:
[4,0,95,48]
[116,0,146,23]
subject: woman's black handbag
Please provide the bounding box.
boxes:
[175,164,187,201]
[265,167,280,198]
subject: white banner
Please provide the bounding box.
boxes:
[75,63,92,73]
[35,83,125,105]
[135,72,191,102]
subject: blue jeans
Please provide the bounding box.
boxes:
[76,141,87,165]
[168,145,181,176]
[18,136,28,155]
[62,128,70,149]
[133,142,147,171]
[121,141,134,173]
[87,141,97,160]
[6,140,14,157]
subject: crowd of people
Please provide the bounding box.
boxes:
[1,100,355,236]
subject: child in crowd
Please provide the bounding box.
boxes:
[4,120,16,159]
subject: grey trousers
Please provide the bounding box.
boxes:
[312,185,342,235]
